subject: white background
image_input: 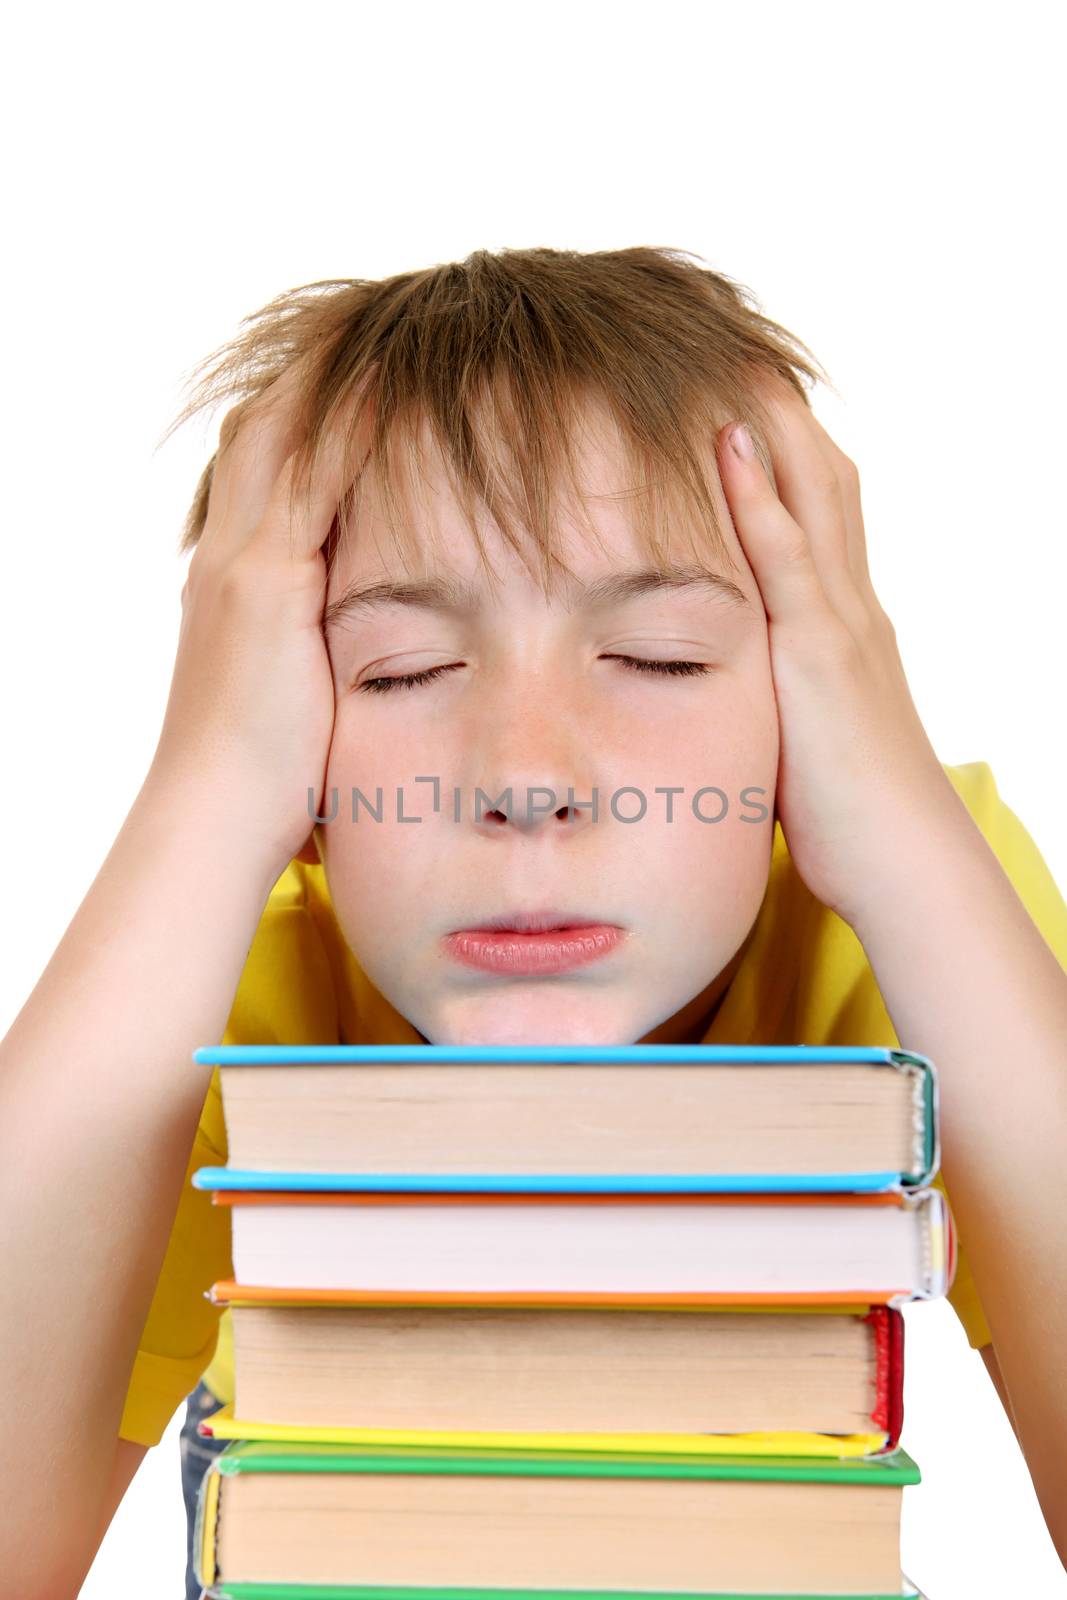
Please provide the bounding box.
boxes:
[1,1,1064,1595]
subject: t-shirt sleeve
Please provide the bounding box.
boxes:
[792,760,1067,1353]
[117,863,341,1446]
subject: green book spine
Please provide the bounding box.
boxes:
[213,1438,921,1486]
[208,1585,921,1600]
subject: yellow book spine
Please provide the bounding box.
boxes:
[201,1404,887,1458]
[196,1462,221,1588]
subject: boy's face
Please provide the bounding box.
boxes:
[317,401,779,1045]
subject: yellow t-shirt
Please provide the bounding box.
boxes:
[118,760,1067,1447]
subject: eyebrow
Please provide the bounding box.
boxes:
[323,562,751,629]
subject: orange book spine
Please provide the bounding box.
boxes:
[207,1280,902,1308]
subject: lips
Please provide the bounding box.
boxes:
[443,915,626,976]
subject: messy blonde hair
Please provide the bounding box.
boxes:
[160,245,833,592]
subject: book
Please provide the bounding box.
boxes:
[188,1040,939,1596]
[190,1044,939,1193]
[190,1185,953,1304]
[193,1438,923,1597]
[197,1298,904,1458]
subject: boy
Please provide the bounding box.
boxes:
[2,247,1065,1595]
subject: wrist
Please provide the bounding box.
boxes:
[842,778,986,936]
[846,801,1001,951]
[137,758,295,901]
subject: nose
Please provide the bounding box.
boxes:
[476,781,593,834]
[467,684,599,839]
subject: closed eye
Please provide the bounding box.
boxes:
[359,663,464,694]
[600,654,713,679]
[358,656,713,694]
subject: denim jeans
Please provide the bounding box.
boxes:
[178,1379,228,1600]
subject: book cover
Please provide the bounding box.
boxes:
[194,1187,955,1308]
[195,1439,923,1598]
[190,1043,939,1193]
[197,1300,904,1458]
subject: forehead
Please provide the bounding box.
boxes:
[328,392,746,599]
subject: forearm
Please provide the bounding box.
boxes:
[0,765,282,1584]
[849,784,1067,1565]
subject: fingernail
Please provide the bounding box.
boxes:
[729,423,755,461]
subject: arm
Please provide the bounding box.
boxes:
[0,364,360,1594]
[97,1440,149,1547]
[715,380,1067,1567]
[0,776,286,1594]
[846,799,1067,1565]
[981,1342,1021,1446]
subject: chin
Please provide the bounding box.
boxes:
[411,989,649,1048]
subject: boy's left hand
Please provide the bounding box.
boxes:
[716,379,961,930]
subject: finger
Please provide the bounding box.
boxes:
[793,402,877,596]
[717,421,839,636]
[820,446,878,601]
[202,361,311,560]
[256,386,372,566]
[762,388,877,608]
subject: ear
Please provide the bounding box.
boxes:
[294,832,321,866]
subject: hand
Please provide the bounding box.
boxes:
[715,378,960,929]
[150,361,363,879]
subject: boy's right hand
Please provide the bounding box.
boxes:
[150,360,363,881]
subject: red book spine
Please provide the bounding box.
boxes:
[861,1304,905,1449]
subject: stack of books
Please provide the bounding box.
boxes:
[189,1042,951,1599]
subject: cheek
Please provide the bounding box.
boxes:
[318,773,448,885]
[617,751,776,921]
[627,663,779,797]
[624,667,779,908]
[321,810,471,983]
[321,686,478,924]
[709,646,780,787]
[325,701,421,783]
